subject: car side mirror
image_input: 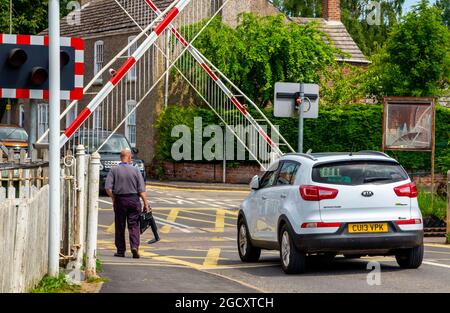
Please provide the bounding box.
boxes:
[250,175,260,190]
[131,147,139,154]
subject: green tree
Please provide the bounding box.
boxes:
[0,0,72,34]
[436,0,450,26]
[273,0,405,56]
[190,14,338,106]
[365,1,450,97]
[273,0,322,17]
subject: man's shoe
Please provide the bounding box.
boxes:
[114,252,125,257]
[131,249,140,259]
[147,238,160,244]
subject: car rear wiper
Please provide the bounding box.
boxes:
[363,177,392,183]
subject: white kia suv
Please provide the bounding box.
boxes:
[237,151,424,274]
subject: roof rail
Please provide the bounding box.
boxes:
[283,153,317,161]
[358,150,391,158]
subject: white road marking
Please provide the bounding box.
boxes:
[423,261,450,269]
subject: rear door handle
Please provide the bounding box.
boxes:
[280,194,287,199]
[261,196,267,200]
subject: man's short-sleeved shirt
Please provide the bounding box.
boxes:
[105,163,146,195]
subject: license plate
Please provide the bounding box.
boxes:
[348,223,388,233]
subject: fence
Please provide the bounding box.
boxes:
[0,147,93,292]
[0,185,50,292]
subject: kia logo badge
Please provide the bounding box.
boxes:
[362,191,374,197]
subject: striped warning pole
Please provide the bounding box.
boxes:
[143,0,282,156]
[59,0,191,148]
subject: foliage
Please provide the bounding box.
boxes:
[189,14,338,107]
[86,276,109,284]
[436,0,450,27]
[364,1,450,98]
[273,0,405,56]
[273,0,322,17]
[320,64,367,106]
[0,0,72,35]
[30,274,81,293]
[155,104,450,174]
[418,190,447,220]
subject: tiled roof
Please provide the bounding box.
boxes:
[41,0,173,38]
[290,17,370,65]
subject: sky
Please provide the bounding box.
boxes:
[403,0,437,12]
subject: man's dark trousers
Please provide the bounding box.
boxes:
[114,194,141,254]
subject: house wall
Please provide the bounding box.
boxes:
[153,161,263,184]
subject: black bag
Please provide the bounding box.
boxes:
[140,212,160,242]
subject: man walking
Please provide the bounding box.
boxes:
[105,149,149,259]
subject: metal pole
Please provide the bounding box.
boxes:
[9,0,12,34]
[223,128,226,183]
[86,152,100,278]
[164,29,170,109]
[48,0,61,277]
[6,103,11,124]
[28,100,38,153]
[75,145,86,271]
[447,170,450,244]
[298,84,304,153]
[7,0,12,126]
[430,102,436,212]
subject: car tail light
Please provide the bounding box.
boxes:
[393,182,418,198]
[395,219,422,225]
[301,222,342,228]
[300,185,338,201]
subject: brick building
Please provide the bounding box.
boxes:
[8,0,368,170]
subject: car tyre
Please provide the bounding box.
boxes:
[395,244,424,269]
[279,224,306,274]
[237,218,261,262]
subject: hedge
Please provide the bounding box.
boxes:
[154,104,450,174]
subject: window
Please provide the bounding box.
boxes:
[65,102,78,128]
[259,162,281,189]
[127,36,137,81]
[94,40,104,84]
[276,162,300,186]
[19,105,25,127]
[37,103,49,139]
[125,100,137,147]
[0,127,28,141]
[312,161,408,186]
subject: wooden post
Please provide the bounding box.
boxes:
[85,152,101,278]
[75,145,87,273]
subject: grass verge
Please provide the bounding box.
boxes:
[30,274,81,293]
[418,190,447,221]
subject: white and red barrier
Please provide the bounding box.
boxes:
[143,0,282,156]
[59,0,191,148]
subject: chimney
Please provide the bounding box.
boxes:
[322,0,341,21]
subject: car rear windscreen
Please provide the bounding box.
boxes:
[312,161,409,186]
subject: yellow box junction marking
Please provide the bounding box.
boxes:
[211,209,226,233]
[203,248,221,268]
[160,209,179,234]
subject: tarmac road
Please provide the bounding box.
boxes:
[97,184,450,293]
